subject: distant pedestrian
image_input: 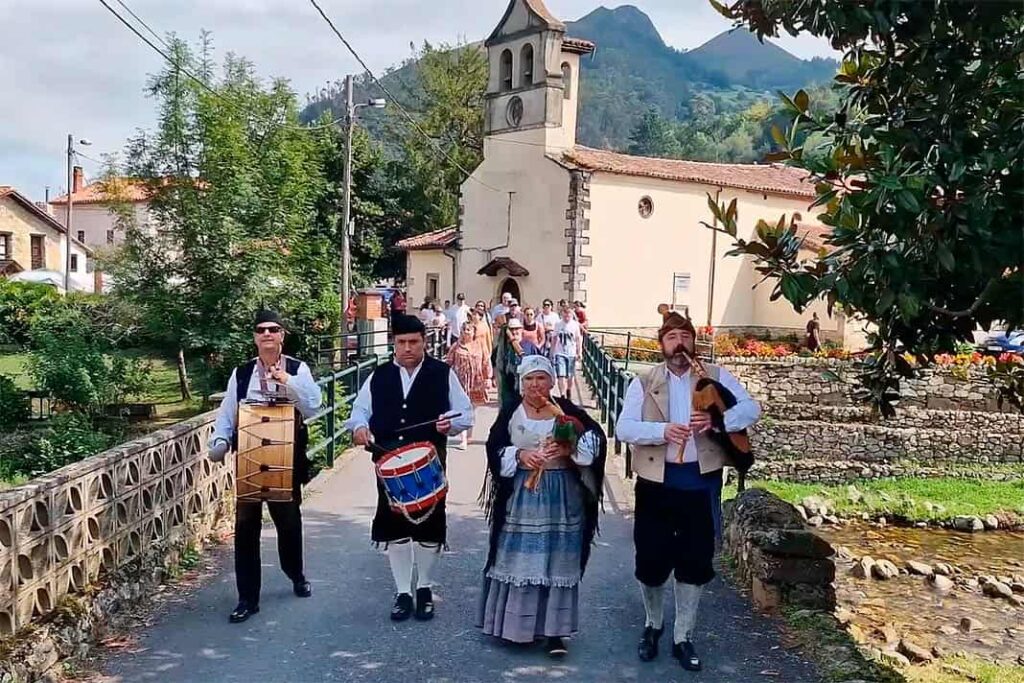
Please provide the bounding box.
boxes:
[539,299,559,355]
[573,301,589,331]
[496,318,542,409]
[552,306,583,401]
[805,313,821,352]
[521,307,546,349]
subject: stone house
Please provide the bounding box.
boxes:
[48,166,155,252]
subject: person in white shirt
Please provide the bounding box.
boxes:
[490,292,512,324]
[207,309,323,624]
[446,293,471,343]
[344,313,474,623]
[552,306,583,400]
[616,313,760,672]
[538,299,559,356]
[419,302,435,325]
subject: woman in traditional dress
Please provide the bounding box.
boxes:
[446,322,490,448]
[479,355,606,657]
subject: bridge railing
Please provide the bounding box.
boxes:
[581,329,715,478]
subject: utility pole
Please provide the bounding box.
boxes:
[65,134,74,293]
[340,74,354,333]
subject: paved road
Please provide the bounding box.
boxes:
[102,404,821,683]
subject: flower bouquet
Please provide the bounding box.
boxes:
[525,399,585,491]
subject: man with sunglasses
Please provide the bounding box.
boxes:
[208,310,323,624]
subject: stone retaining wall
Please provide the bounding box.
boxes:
[723,489,836,612]
[0,411,233,679]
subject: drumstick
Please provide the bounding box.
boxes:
[393,413,464,434]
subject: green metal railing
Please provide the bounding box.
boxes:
[303,328,450,468]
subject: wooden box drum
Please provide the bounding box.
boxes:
[236,402,295,502]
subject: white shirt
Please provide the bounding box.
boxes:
[498,407,599,477]
[446,303,470,337]
[552,319,582,358]
[616,366,760,463]
[539,311,559,335]
[209,358,323,446]
[343,359,475,436]
[490,303,508,321]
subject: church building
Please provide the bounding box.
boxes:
[400,0,845,339]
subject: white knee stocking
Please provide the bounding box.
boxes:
[413,542,441,588]
[638,581,666,630]
[387,541,414,595]
[673,581,703,644]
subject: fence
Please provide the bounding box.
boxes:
[581,330,713,478]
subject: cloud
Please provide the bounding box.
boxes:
[0,0,838,201]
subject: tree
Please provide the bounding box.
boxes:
[627,109,683,157]
[705,1,1024,413]
[107,35,339,396]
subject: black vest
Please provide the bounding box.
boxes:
[232,356,312,487]
[369,357,450,459]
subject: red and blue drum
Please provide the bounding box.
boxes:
[375,442,448,518]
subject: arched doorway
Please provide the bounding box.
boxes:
[498,277,521,302]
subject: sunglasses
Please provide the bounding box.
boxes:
[255,325,282,334]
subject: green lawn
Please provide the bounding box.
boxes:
[727,476,1024,521]
[0,352,31,389]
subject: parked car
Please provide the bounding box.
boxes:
[978,330,1024,355]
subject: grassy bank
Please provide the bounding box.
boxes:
[726,476,1024,522]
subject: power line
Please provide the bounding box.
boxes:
[306,0,504,193]
[73,150,105,165]
[113,0,169,49]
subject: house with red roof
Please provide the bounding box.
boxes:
[49,166,155,252]
[400,0,849,342]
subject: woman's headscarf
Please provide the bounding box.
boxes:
[517,354,555,393]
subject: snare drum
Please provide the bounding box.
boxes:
[375,442,447,520]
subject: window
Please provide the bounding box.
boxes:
[70,254,79,272]
[672,272,691,313]
[30,235,44,270]
[76,230,85,243]
[638,196,654,218]
[500,49,513,91]
[106,230,115,245]
[0,233,10,260]
[561,62,572,100]
[520,43,534,87]
[426,273,440,303]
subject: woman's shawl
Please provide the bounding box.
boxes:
[480,396,608,576]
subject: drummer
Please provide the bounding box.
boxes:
[207,309,323,624]
[344,313,474,622]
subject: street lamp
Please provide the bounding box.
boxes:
[65,135,92,292]
[339,75,386,333]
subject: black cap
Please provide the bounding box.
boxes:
[254,309,285,329]
[392,313,426,336]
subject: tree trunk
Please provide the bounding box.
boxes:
[176,348,192,401]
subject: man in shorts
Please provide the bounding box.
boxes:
[552,305,583,400]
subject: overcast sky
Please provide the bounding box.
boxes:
[0,0,837,202]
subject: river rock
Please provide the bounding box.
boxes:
[906,560,933,576]
[878,650,910,668]
[872,559,900,580]
[931,644,947,659]
[807,515,824,528]
[983,515,999,530]
[962,577,979,590]
[794,504,808,521]
[937,625,959,636]
[851,557,875,579]
[929,575,955,592]
[898,639,935,663]
[983,580,1014,601]
[877,516,887,527]
[801,496,829,517]
[835,545,854,561]
[847,623,867,643]
[960,617,985,633]
[953,515,984,532]
[934,563,954,576]
[1009,595,1024,608]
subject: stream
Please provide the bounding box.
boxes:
[818,523,1024,663]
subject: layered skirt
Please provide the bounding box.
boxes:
[478,467,584,642]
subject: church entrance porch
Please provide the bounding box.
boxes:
[498,277,521,302]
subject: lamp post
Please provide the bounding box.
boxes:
[339,73,385,331]
[65,134,92,292]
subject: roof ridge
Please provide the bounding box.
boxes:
[569,145,797,171]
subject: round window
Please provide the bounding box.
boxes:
[638,196,654,218]
[506,96,524,128]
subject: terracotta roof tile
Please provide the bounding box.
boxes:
[50,178,152,205]
[396,226,458,250]
[796,221,833,252]
[562,36,595,54]
[554,146,817,200]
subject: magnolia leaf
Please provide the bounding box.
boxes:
[937,243,955,271]
[794,89,810,113]
[770,125,788,147]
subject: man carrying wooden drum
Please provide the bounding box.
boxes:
[208,310,323,624]
[345,313,474,622]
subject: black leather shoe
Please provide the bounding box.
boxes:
[546,637,568,657]
[229,602,259,623]
[415,587,435,621]
[672,641,702,672]
[391,593,414,621]
[293,580,312,598]
[638,625,663,661]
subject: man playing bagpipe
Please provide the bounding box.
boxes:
[616,312,760,672]
[344,313,475,622]
[208,310,323,624]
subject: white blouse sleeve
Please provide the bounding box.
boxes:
[500,446,519,478]
[572,430,599,467]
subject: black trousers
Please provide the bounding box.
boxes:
[235,500,304,605]
[633,478,716,587]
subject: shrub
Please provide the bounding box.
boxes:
[0,374,29,430]
[0,280,62,346]
[0,414,115,480]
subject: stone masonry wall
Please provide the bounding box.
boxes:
[723,489,836,612]
[0,411,233,680]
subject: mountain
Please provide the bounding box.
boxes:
[300,5,838,152]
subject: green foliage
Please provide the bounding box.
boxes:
[0,375,29,429]
[707,1,1024,414]
[107,34,340,396]
[0,414,116,481]
[627,109,682,158]
[0,280,62,346]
